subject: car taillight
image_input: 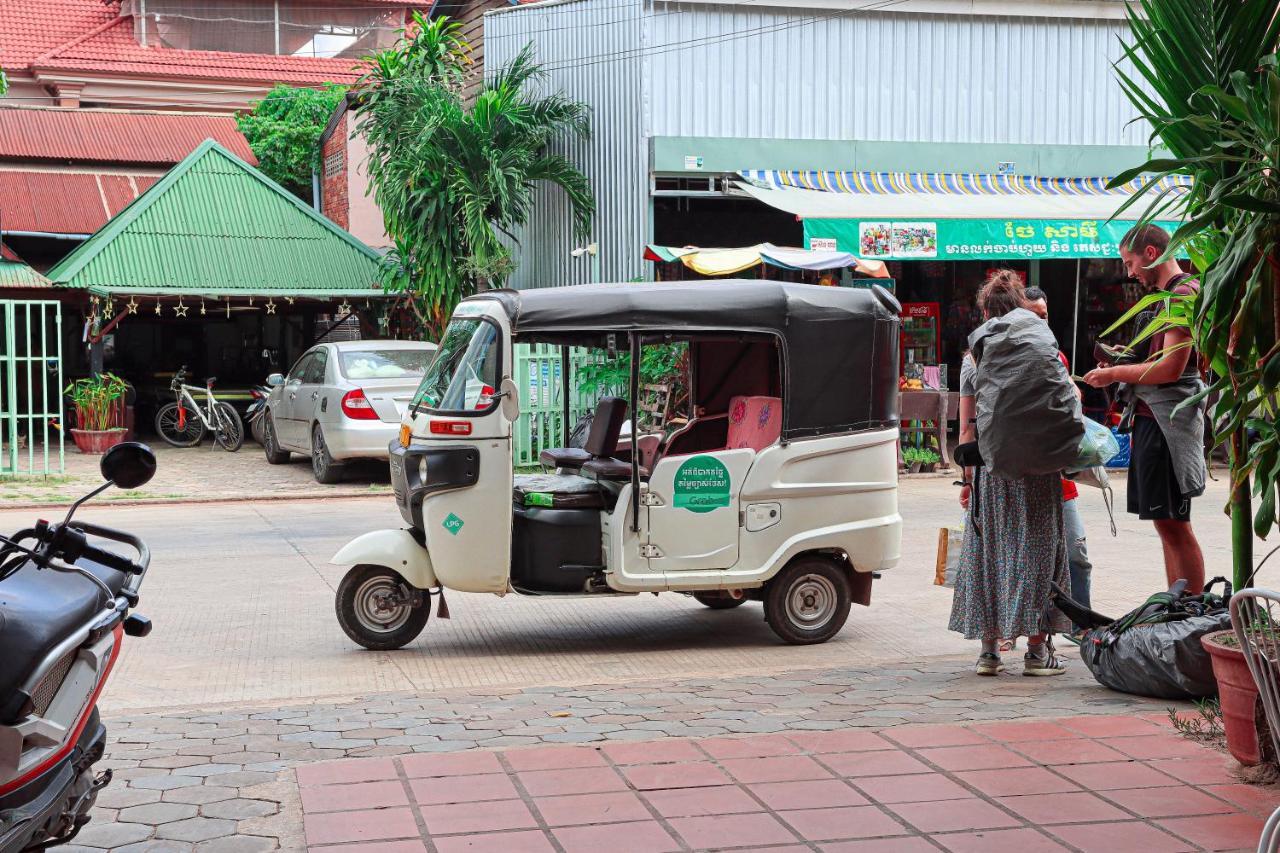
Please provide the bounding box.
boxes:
[430,420,472,435]
[341,388,378,420]
[475,385,495,409]
[250,389,264,399]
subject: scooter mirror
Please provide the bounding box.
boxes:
[266,373,284,388]
[498,377,520,423]
[101,441,157,489]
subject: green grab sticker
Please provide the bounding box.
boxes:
[673,455,731,513]
[442,512,464,535]
[525,492,555,508]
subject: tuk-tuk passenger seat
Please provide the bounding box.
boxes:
[539,396,628,473]
[726,395,782,451]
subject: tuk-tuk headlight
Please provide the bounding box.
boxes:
[417,455,429,484]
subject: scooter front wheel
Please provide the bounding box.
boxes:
[336,564,429,650]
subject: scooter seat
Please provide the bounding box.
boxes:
[513,473,605,510]
[0,557,127,723]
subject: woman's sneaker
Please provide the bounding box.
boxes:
[975,652,1003,676]
[1024,639,1067,676]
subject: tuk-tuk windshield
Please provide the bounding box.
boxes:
[411,318,500,414]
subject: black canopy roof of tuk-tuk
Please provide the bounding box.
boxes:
[469,280,901,439]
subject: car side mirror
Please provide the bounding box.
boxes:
[498,377,520,423]
[267,373,284,388]
[101,441,156,489]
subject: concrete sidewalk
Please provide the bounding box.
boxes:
[297,714,1272,852]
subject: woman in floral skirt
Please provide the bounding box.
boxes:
[949,270,1071,677]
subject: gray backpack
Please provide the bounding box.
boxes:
[969,308,1084,480]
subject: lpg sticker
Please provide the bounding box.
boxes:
[672,455,731,513]
[442,512,465,535]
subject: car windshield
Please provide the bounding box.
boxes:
[339,348,433,380]
[412,318,500,413]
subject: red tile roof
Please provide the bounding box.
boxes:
[0,106,257,165]
[34,16,367,85]
[0,0,114,71]
[0,170,159,234]
[2,0,387,86]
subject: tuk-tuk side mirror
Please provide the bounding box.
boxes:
[266,373,284,388]
[498,377,520,423]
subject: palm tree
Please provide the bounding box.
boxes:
[1112,0,1280,587]
[355,15,594,336]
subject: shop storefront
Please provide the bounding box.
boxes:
[732,169,1187,406]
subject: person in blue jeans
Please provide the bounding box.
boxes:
[1026,287,1092,638]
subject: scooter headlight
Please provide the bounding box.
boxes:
[417,455,429,484]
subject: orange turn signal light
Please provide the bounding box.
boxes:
[398,424,411,448]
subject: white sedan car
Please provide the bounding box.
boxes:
[262,340,437,483]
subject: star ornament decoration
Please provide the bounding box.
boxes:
[174,299,189,318]
[154,300,162,316]
[265,298,277,315]
[338,300,352,315]
[126,297,139,315]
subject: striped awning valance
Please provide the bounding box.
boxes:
[737,170,1192,198]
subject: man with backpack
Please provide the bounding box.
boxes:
[1083,224,1206,594]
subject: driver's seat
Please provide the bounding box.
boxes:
[539,397,628,473]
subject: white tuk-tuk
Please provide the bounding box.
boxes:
[331,280,903,648]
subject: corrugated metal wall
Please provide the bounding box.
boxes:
[486,0,1149,288]
[486,0,648,289]
[642,5,1142,146]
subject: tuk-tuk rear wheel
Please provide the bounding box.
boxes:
[336,565,429,651]
[764,557,852,645]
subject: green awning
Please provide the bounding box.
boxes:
[804,218,1185,261]
[47,139,389,299]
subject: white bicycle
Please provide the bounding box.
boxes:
[154,366,244,451]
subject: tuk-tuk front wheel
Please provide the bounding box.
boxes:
[336,565,429,650]
[764,558,852,645]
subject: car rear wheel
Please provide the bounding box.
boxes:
[764,557,852,645]
[262,414,290,464]
[336,565,429,650]
[311,424,344,484]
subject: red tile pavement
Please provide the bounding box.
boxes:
[552,820,680,853]
[530,791,651,826]
[1158,812,1271,850]
[300,713,1280,852]
[916,743,1034,771]
[602,739,704,765]
[1046,819,1197,853]
[747,779,869,810]
[820,748,932,777]
[641,784,761,817]
[668,812,796,848]
[932,827,1071,852]
[300,779,409,813]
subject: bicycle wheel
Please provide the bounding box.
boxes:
[213,402,244,452]
[155,401,204,447]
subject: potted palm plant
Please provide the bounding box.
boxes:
[1111,0,1280,764]
[66,373,129,454]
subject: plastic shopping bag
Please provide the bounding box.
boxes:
[1067,417,1120,473]
[934,525,964,588]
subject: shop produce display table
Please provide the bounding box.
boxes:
[899,390,958,469]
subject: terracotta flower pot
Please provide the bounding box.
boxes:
[71,428,127,455]
[1202,630,1262,766]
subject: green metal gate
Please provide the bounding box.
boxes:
[512,344,600,468]
[0,300,64,476]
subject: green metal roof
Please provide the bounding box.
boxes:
[0,259,52,289]
[47,139,389,299]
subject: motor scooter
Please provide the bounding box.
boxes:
[0,443,156,852]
